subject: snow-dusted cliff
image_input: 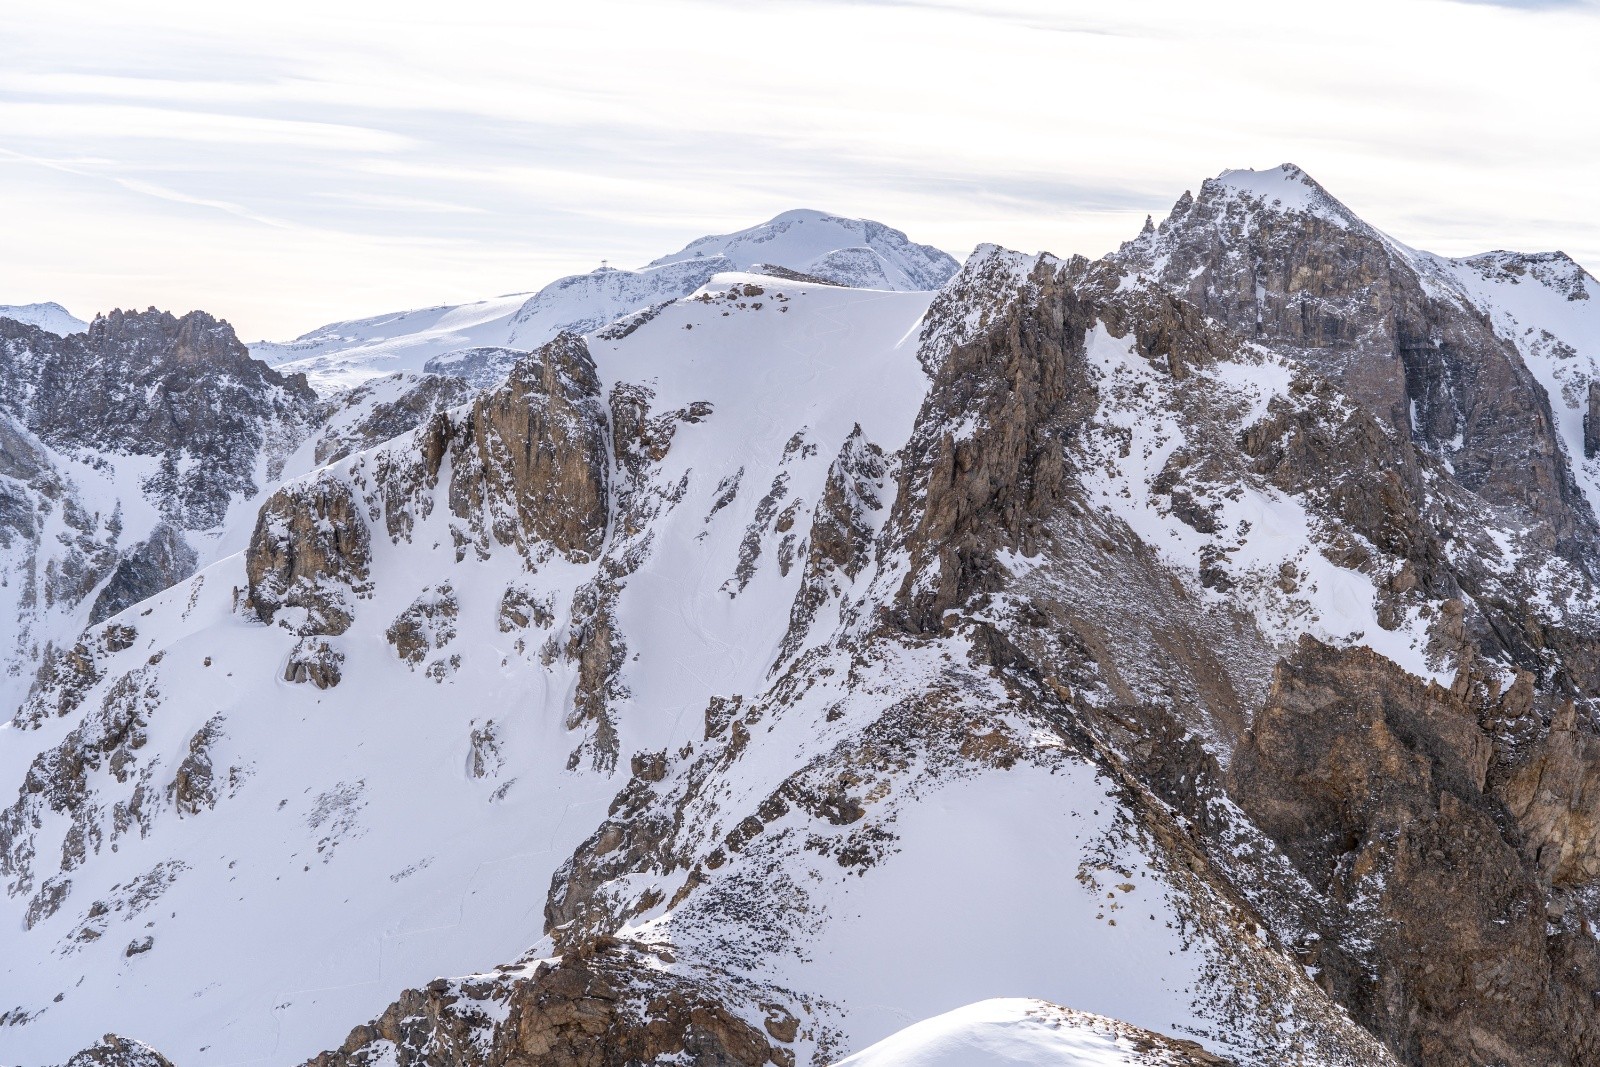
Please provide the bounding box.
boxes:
[5,171,1600,1067]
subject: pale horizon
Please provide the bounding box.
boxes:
[4,0,1597,341]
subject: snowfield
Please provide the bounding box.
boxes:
[250,210,960,395]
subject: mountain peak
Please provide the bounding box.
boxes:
[0,301,88,337]
[648,209,961,291]
[764,207,835,225]
[1199,163,1358,227]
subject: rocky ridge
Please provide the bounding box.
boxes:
[0,309,318,715]
[4,174,1600,1067]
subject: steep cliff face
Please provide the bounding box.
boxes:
[1232,642,1600,1067]
[7,172,1600,1067]
[1,309,316,527]
[445,333,611,565]
[1107,166,1596,561]
[0,309,318,716]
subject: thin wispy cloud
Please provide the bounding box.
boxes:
[2,0,1596,338]
[1447,0,1591,8]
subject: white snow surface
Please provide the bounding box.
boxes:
[252,211,960,394]
[0,276,942,1066]
[647,209,960,292]
[832,999,1190,1067]
[0,302,88,336]
[1209,164,1355,228]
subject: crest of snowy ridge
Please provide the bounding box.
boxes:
[251,210,961,394]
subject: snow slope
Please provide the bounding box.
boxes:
[646,209,961,291]
[832,1000,1210,1067]
[7,174,1600,1067]
[252,212,961,394]
[250,290,536,396]
[0,303,87,336]
[0,275,942,1065]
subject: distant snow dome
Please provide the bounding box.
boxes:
[250,210,962,393]
[647,208,962,292]
[0,301,88,336]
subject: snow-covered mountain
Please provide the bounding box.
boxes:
[251,211,960,394]
[0,309,320,716]
[6,167,1600,1067]
[0,303,88,337]
[644,208,962,291]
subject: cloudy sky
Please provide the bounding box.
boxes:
[3,0,1597,340]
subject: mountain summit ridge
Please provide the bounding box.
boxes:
[250,209,960,394]
[5,166,1600,1067]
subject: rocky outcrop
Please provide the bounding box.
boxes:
[1109,167,1597,563]
[0,308,318,711]
[1587,379,1600,459]
[307,939,790,1067]
[0,309,315,529]
[62,1034,176,1067]
[245,473,372,635]
[168,716,230,816]
[284,637,344,689]
[1230,639,1600,1067]
[2,662,164,901]
[1501,699,1600,888]
[777,426,889,662]
[387,586,459,668]
[446,333,611,564]
[312,374,472,466]
[89,523,198,624]
[892,259,1099,631]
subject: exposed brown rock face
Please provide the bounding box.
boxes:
[1588,379,1600,460]
[245,473,373,636]
[307,940,787,1067]
[1111,169,1596,561]
[1231,639,1600,1067]
[168,715,228,817]
[1502,700,1600,889]
[447,333,610,563]
[562,577,627,773]
[387,585,459,668]
[283,637,344,689]
[892,259,1100,632]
